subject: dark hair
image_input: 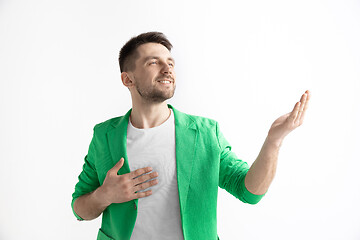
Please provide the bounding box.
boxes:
[118,32,173,73]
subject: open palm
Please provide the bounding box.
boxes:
[268,90,311,142]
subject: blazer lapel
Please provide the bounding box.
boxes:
[105,105,197,213]
[169,104,197,214]
[107,109,132,175]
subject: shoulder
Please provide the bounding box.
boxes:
[187,113,218,128]
[92,115,125,133]
[90,107,131,134]
[175,110,222,149]
[174,107,218,130]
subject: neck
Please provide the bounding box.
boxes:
[130,100,171,129]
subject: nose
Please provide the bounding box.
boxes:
[161,63,172,75]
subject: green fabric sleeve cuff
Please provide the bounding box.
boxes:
[71,198,84,221]
[240,177,266,205]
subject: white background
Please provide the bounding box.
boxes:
[1,0,359,239]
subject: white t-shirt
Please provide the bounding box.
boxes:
[127,108,184,240]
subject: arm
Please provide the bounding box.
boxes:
[73,186,110,220]
[73,158,159,220]
[217,123,265,204]
[245,90,311,195]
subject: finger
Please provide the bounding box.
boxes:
[134,189,153,199]
[133,171,158,186]
[298,90,311,123]
[109,158,124,175]
[129,166,153,179]
[295,93,308,123]
[290,101,301,122]
[303,90,311,109]
[133,179,159,193]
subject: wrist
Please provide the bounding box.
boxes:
[93,185,111,208]
[265,134,284,148]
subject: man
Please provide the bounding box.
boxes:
[71,32,311,240]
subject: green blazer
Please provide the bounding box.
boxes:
[72,104,264,240]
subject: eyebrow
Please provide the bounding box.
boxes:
[143,56,175,64]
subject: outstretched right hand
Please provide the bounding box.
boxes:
[98,158,159,206]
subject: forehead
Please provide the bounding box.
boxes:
[136,42,172,59]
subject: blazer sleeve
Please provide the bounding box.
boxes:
[71,126,101,220]
[216,122,265,204]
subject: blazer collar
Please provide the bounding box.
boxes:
[106,104,197,213]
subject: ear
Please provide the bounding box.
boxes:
[121,72,134,88]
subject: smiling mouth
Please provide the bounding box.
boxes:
[158,80,172,84]
[157,77,174,84]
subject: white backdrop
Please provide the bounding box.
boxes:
[1,0,359,239]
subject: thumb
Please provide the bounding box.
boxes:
[110,158,124,174]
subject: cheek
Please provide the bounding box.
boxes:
[135,68,160,82]
[134,70,148,80]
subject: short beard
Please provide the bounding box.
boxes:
[135,83,175,103]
